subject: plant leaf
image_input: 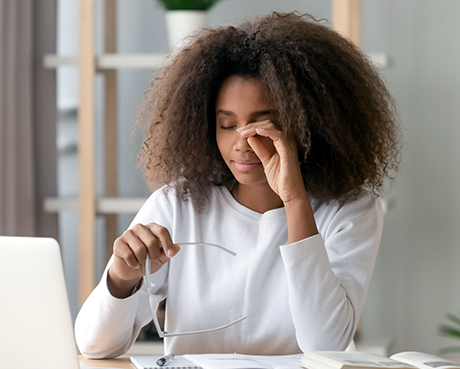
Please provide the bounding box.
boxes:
[439,325,460,338]
[156,0,221,11]
[446,312,460,327]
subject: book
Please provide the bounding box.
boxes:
[299,351,460,369]
[131,353,303,369]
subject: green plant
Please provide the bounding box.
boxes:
[156,0,222,11]
[439,312,460,354]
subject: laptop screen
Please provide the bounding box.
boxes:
[0,236,80,369]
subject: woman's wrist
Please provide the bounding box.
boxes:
[107,266,142,299]
[282,188,309,207]
[284,194,319,244]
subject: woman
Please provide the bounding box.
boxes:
[75,12,402,358]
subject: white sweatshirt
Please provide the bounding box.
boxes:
[75,185,383,358]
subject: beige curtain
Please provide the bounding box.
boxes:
[0,0,58,237]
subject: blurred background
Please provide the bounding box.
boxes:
[1,0,460,358]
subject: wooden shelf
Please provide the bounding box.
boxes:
[44,53,167,70]
[44,197,147,214]
[369,52,388,68]
[44,52,387,70]
[44,196,389,215]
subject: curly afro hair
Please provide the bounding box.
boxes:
[136,12,402,206]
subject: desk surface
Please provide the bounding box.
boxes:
[79,355,134,368]
[79,355,460,369]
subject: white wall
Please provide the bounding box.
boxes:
[360,0,460,356]
[57,0,460,356]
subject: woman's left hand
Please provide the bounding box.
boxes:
[237,121,307,204]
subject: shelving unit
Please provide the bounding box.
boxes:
[45,0,380,307]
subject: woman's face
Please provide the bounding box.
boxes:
[215,75,277,187]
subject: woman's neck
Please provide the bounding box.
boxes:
[231,182,284,213]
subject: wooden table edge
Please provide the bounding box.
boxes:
[79,355,135,368]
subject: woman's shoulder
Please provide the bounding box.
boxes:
[312,189,384,229]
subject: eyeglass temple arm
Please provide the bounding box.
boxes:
[144,242,235,278]
[160,316,247,338]
[145,254,165,338]
[148,294,167,338]
[176,242,236,256]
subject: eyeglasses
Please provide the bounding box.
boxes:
[145,242,247,338]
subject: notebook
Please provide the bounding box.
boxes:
[131,353,303,369]
[0,236,80,369]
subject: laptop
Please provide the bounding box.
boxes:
[0,236,80,369]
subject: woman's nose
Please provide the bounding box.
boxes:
[233,131,253,152]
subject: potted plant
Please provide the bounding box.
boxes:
[439,311,460,354]
[156,0,223,48]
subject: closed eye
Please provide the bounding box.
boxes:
[220,125,237,130]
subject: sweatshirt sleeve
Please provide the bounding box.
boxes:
[74,262,166,358]
[279,193,383,352]
[74,189,172,358]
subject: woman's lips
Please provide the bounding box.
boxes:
[233,160,262,172]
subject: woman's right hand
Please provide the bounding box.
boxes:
[107,223,180,298]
